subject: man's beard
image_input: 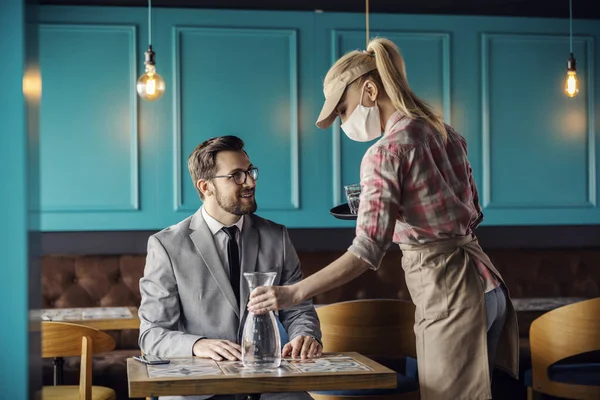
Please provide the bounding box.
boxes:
[215,186,257,216]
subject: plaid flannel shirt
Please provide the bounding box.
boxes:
[348,112,499,292]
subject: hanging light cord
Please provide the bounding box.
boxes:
[569,0,572,53]
[365,0,369,48]
[148,0,152,47]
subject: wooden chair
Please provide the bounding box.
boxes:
[309,299,419,400]
[527,297,600,400]
[39,321,117,400]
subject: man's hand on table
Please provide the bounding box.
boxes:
[193,338,242,361]
[282,336,322,360]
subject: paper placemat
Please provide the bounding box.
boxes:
[219,360,299,376]
[145,353,374,379]
[287,356,372,373]
[148,358,223,378]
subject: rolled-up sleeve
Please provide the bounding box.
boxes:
[348,146,403,270]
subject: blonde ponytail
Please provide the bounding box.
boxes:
[366,38,448,141]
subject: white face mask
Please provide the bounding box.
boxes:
[340,84,382,142]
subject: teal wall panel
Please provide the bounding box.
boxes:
[173,27,299,213]
[482,34,595,209]
[39,24,139,212]
[35,6,600,230]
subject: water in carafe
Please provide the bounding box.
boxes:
[241,272,281,368]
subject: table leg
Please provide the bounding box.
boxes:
[52,356,64,385]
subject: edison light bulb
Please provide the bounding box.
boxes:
[565,70,578,97]
[137,46,165,101]
[137,64,165,101]
[564,53,579,98]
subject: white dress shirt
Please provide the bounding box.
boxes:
[201,206,243,278]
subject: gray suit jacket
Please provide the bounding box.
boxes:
[138,208,321,398]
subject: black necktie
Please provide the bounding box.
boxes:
[222,226,241,308]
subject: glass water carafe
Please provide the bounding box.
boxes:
[241,272,281,368]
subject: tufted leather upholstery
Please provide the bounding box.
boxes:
[41,248,600,399]
[42,255,144,350]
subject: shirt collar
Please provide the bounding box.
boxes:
[384,111,408,133]
[201,206,244,236]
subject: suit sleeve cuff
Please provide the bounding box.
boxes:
[185,334,205,356]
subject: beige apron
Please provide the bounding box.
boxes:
[399,234,519,400]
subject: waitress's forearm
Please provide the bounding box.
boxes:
[294,251,371,303]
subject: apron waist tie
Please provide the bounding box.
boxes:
[399,233,475,253]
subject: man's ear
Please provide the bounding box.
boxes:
[197,179,212,197]
[364,80,379,102]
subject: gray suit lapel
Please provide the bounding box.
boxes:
[189,210,240,318]
[240,214,259,315]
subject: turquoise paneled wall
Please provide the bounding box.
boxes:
[37,6,600,231]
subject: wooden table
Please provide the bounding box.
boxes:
[127,352,397,398]
[511,297,588,312]
[40,306,140,330]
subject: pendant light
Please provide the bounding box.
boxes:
[564,0,579,98]
[365,0,370,48]
[137,0,165,101]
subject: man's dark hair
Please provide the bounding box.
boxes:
[188,135,246,199]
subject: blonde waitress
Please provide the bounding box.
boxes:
[248,37,519,399]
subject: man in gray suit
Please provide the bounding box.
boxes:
[139,135,322,400]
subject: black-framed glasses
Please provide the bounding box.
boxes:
[212,167,259,185]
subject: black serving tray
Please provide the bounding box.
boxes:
[330,203,357,220]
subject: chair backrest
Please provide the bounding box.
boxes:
[42,321,115,358]
[42,322,116,400]
[530,297,600,399]
[316,299,416,359]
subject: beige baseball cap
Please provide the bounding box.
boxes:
[315,62,377,129]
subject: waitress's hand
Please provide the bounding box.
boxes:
[247,284,299,314]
